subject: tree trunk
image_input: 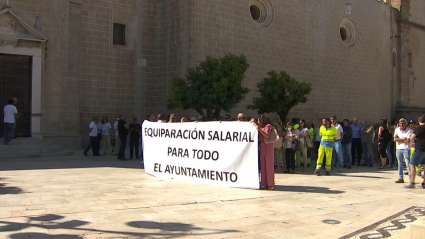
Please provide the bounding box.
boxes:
[213,108,221,120]
[277,110,288,123]
[206,108,213,121]
[195,108,204,117]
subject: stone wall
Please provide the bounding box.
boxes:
[190,0,393,124]
[2,0,159,148]
[394,0,425,121]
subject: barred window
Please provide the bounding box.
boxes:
[113,23,125,45]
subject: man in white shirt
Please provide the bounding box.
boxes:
[3,99,19,145]
[83,116,101,156]
[394,118,412,183]
[331,116,344,171]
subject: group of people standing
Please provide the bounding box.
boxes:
[254,114,425,190]
[83,114,141,161]
[81,111,425,190]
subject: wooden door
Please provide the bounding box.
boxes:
[0,54,32,137]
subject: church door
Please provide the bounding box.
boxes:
[0,54,32,137]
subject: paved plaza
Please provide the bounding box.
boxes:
[0,152,424,239]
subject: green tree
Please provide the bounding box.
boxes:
[248,70,312,122]
[167,54,249,119]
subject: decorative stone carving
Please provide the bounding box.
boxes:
[0,16,16,36]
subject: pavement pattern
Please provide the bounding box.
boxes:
[0,152,424,239]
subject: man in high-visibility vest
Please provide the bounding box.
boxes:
[315,118,338,176]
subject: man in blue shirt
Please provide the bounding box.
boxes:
[350,117,363,166]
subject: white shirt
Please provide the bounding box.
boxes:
[285,129,299,149]
[298,128,308,143]
[332,123,343,140]
[89,121,98,137]
[113,121,119,136]
[394,127,413,150]
[101,123,112,136]
[3,104,17,123]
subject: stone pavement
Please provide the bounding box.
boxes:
[0,152,424,239]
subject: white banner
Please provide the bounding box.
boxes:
[142,121,259,189]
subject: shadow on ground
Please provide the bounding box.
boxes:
[273,185,345,194]
[1,214,239,238]
[0,180,23,195]
[0,152,143,171]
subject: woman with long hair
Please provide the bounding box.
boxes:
[101,117,113,155]
[378,118,391,169]
[296,119,309,172]
[284,122,299,174]
[256,114,275,190]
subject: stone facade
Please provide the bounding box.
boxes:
[0,0,422,149]
[394,0,425,120]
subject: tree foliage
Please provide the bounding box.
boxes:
[248,71,312,121]
[167,54,249,119]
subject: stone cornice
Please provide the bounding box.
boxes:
[398,19,425,32]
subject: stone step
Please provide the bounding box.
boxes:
[0,149,74,159]
[0,141,51,150]
[0,137,41,145]
[0,145,64,156]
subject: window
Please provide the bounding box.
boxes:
[340,27,347,41]
[113,23,125,45]
[250,5,261,21]
[339,19,358,47]
[249,0,275,28]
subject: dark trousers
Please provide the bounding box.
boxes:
[118,135,127,159]
[84,136,100,155]
[285,148,296,171]
[351,138,362,165]
[130,135,140,158]
[3,123,14,144]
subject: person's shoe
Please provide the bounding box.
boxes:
[136,157,140,160]
[421,183,425,189]
[12,137,17,139]
[361,163,367,166]
[314,171,321,176]
[368,164,373,167]
[268,186,275,190]
[405,183,415,188]
[404,172,409,175]
[395,179,404,183]
[84,152,88,156]
[129,157,133,160]
[93,154,101,156]
[118,158,128,161]
[348,166,351,169]
[325,172,331,176]
[343,165,347,168]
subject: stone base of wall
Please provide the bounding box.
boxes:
[43,135,82,150]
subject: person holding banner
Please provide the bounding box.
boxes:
[256,115,275,190]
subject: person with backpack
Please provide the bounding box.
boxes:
[378,118,392,169]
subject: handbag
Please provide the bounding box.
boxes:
[273,129,283,148]
[264,128,277,144]
[292,139,300,151]
[304,134,313,148]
